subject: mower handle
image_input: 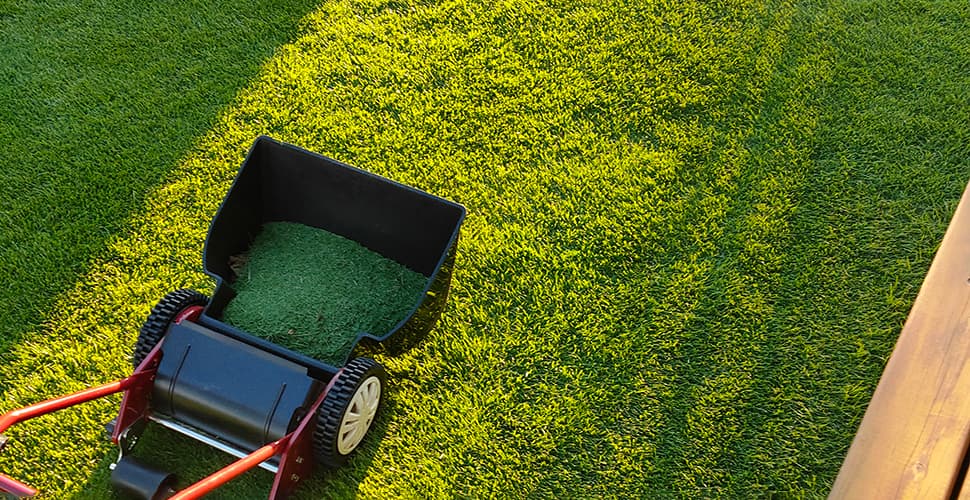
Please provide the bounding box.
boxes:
[0,372,154,498]
[0,379,136,435]
[0,346,342,499]
[0,471,37,498]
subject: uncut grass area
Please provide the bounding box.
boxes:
[221,222,427,365]
[0,0,967,498]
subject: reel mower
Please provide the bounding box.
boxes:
[0,137,465,499]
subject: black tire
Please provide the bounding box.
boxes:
[313,357,387,468]
[132,289,208,367]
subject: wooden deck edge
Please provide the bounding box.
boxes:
[831,181,970,499]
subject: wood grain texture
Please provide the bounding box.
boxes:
[831,181,970,499]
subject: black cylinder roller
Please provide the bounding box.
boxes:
[110,456,176,500]
[151,321,320,454]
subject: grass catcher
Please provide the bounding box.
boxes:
[0,136,465,499]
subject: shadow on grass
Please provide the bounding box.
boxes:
[70,394,394,499]
[0,0,320,361]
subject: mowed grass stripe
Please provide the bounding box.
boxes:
[664,0,969,493]
[744,0,970,492]
[652,3,830,492]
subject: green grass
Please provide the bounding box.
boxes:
[0,0,319,356]
[0,0,968,497]
[221,222,427,365]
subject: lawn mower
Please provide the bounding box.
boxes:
[0,136,465,499]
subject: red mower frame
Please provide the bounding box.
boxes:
[0,307,340,499]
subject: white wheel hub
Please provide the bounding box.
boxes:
[336,375,381,455]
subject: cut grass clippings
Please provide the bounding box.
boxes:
[0,0,967,498]
[221,222,427,365]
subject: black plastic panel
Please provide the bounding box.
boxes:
[203,136,465,279]
[153,322,320,452]
[199,136,466,372]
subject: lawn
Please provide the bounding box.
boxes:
[0,0,968,497]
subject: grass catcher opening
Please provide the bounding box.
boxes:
[220,222,427,365]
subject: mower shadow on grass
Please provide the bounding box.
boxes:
[70,406,393,499]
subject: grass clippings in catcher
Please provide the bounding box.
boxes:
[221,222,427,365]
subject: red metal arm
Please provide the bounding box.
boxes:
[0,379,136,435]
[269,368,342,498]
[170,438,287,500]
[0,473,37,498]
[0,342,163,436]
[171,368,344,499]
[0,379,134,498]
[0,345,161,498]
[0,374,152,498]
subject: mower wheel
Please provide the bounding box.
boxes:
[133,289,207,367]
[313,357,386,467]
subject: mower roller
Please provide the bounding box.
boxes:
[0,137,465,499]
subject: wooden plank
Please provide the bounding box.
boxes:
[831,181,970,499]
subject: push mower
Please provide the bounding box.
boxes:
[0,136,465,499]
